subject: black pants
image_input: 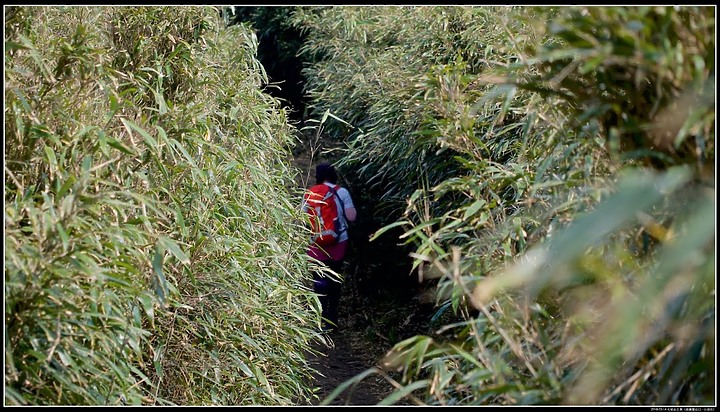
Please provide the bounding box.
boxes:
[313,259,343,329]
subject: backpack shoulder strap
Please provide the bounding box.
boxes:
[328,185,346,218]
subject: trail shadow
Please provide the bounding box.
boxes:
[306,330,391,406]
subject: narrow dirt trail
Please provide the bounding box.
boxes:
[292,132,405,406]
[290,118,434,406]
[305,308,395,405]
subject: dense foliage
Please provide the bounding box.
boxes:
[229,6,308,122]
[5,5,715,407]
[5,6,324,405]
[290,5,715,405]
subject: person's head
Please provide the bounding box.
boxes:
[315,162,337,185]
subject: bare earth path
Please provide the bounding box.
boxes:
[293,133,398,406]
[292,129,426,406]
[306,316,394,406]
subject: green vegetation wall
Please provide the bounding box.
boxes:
[229,6,308,122]
[291,6,715,405]
[5,6,320,405]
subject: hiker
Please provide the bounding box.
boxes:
[303,162,357,332]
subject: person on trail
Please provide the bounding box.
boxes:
[303,162,357,332]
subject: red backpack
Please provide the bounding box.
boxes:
[304,184,345,247]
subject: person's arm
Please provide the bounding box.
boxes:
[338,187,357,222]
[344,206,357,222]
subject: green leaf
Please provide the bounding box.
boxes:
[44,146,58,172]
[121,118,158,152]
[170,138,198,169]
[369,220,410,242]
[463,199,486,220]
[56,222,69,252]
[150,87,169,115]
[159,236,190,265]
[238,361,254,378]
[57,176,75,198]
[5,41,29,51]
[107,137,134,155]
[137,294,155,328]
[321,367,380,405]
[448,343,484,369]
[152,247,167,303]
[378,379,428,405]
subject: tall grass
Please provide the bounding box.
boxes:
[292,5,714,405]
[5,6,322,405]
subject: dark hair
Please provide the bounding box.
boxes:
[315,162,337,184]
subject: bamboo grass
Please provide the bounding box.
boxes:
[291,5,715,406]
[5,6,322,405]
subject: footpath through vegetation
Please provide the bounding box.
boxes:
[292,130,427,406]
[256,5,716,406]
[4,5,715,407]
